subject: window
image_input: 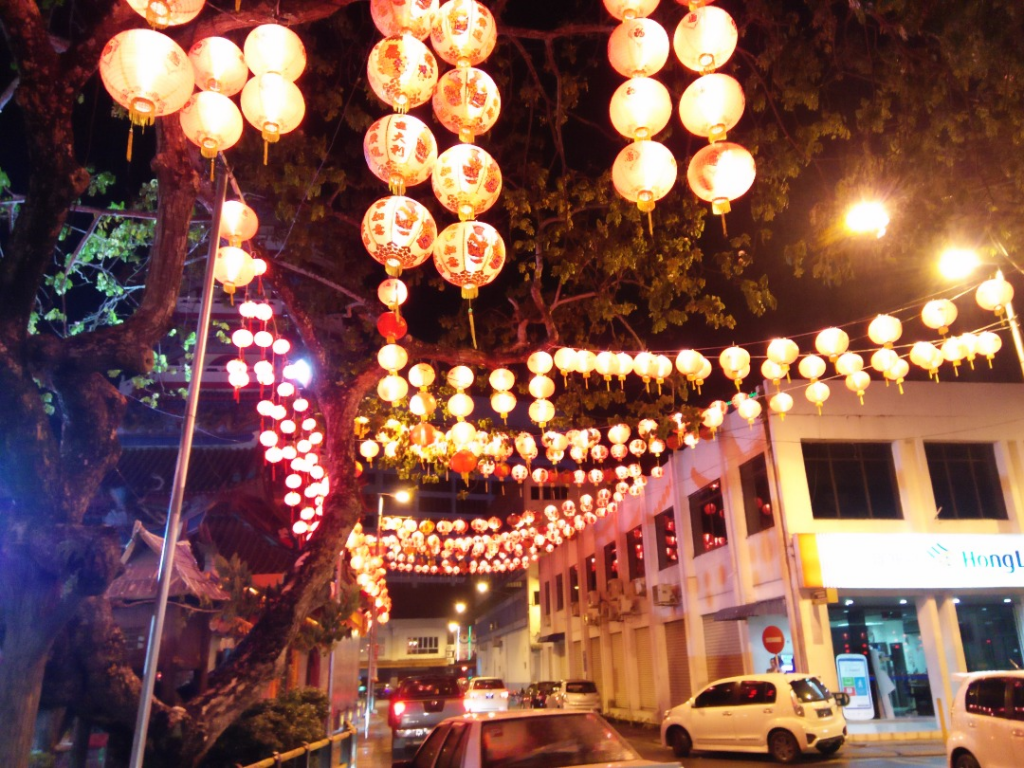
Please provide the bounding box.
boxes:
[802,441,902,520]
[926,443,1008,520]
[586,555,598,591]
[739,681,777,704]
[407,636,439,655]
[626,525,644,580]
[604,541,618,581]
[530,486,569,500]
[966,678,1009,718]
[569,565,579,606]
[555,574,565,611]
[740,455,774,535]
[543,581,550,616]
[689,480,728,554]
[654,508,679,570]
[694,682,738,708]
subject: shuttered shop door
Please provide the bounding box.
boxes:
[664,619,691,705]
[589,636,603,689]
[702,615,745,681]
[610,632,627,708]
[634,626,657,710]
[571,639,583,678]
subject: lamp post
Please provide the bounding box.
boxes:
[366,489,411,737]
[448,621,461,662]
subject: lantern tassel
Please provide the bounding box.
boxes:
[126,124,134,162]
[720,213,728,237]
[468,301,478,349]
[210,158,215,182]
[263,139,268,166]
[647,210,654,236]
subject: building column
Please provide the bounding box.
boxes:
[794,595,840,691]
[915,595,965,732]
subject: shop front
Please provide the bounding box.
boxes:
[797,532,1024,735]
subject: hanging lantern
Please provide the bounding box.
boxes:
[769,391,793,419]
[126,0,204,28]
[805,380,831,414]
[377,343,409,373]
[240,73,306,162]
[432,67,501,142]
[527,351,554,375]
[673,6,737,73]
[490,391,517,421]
[99,30,194,127]
[737,397,761,426]
[189,37,248,95]
[361,195,437,276]
[179,91,243,159]
[835,352,864,376]
[798,354,826,381]
[378,373,409,403]
[371,0,438,40]
[719,345,750,389]
[602,0,659,20]
[921,299,958,335]
[244,24,307,81]
[910,341,943,379]
[431,144,503,220]
[364,114,438,195]
[867,314,902,348]
[378,277,409,309]
[976,275,1014,318]
[678,73,744,143]
[687,141,755,215]
[448,392,475,420]
[367,34,439,112]
[408,362,436,389]
[528,375,555,399]
[761,359,785,388]
[447,365,475,391]
[409,391,437,419]
[431,0,497,68]
[608,18,670,78]
[941,335,968,374]
[612,140,677,213]
[977,331,1002,365]
[871,348,900,375]
[609,77,672,141]
[884,358,910,394]
[815,327,850,362]
[220,200,259,245]
[214,246,255,295]
[846,371,871,404]
[433,220,506,299]
[529,399,555,427]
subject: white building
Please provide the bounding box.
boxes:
[481,381,1024,738]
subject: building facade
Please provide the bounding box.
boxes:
[487,381,1024,736]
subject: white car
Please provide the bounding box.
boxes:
[464,677,510,713]
[548,679,602,712]
[393,709,680,768]
[946,670,1024,768]
[661,673,848,763]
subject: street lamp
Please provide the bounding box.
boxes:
[844,200,889,239]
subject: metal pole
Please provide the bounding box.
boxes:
[365,494,384,738]
[128,166,229,768]
[997,270,1024,381]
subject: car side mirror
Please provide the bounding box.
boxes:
[834,692,850,707]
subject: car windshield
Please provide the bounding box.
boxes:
[565,682,597,694]
[473,679,506,690]
[789,677,830,703]
[401,678,462,698]
[481,714,638,768]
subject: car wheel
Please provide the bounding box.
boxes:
[668,727,692,758]
[954,752,981,768]
[768,730,800,764]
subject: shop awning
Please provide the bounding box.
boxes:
[537,632,565,643]
[712,597,787,621]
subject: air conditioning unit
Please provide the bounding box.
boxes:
[586,591,601,608]
[584,606,602,626]
[619,595,639,615]
[652,583,681,606]
[570,601,581,617]
[606,578,624,598]
[630,577,647,597]
[601,601,621,622]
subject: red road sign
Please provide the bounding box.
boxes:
[762,625,785,654]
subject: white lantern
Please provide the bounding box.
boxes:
[976,275,1014,317]
[673,6,737,73]
[364,114,438,194]
[608,19,670,78]
[612,140,677,212]
[370,0,438,40]
[431,144,503,220]
[867,314,902,348]
[609,77,672,141]
[798,354,826,381]
[189,37,248,96]
[815,327,850,361]
[602,0,660,21]
[678,73,744,142]
[431,0,497,68]
[687,141,755,214]
[921,299,958,334]
[244,24,307,81]
[367,34,439,112]
[432,67,501,142]
[361,195,437,276]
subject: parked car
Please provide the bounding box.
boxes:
[392,709,681,768]
[547,679,601,712]
[526,681,559,709]
[389,675,465,757]
[464,677,510,713]
[946,670,1024,768]
[660,672,849,763]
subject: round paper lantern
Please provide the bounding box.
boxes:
[367,34,439,112]
[805,380,831,413]
[491,391,517,420]
[884,357,910,392]
[835,352,864,376]
[868,314,902,347]
[408,362,436,388]
[815,327,850,361]
[678,73,744,142]
[220,200,259,245]
[910,341,943,376]
[846,371,871,403]
[432,67,501,142]
[378,374,410,402]
[378,277,409,308]
[361,195,437,276]
[977,331,1003,362]
[214,246,255,294]
[189,37,248,96]
[431,144,502,220]
[240,73,306,150]
[687,141,755,214]
[870,348,900,374]
[529,398,555,427]
[921,299,958,334]
[431,0,497,68]
[737,397,761,425]
[244,24,306,82]
[609,77,672,140]
[769,391,793,419]
[673,6,737,73]
[364,114,438,194]
[179,91,243,159]
[489,368,515,391]
[798,354,826,381]
[612,140,677,212]
[126,0,204,28]
[602,0,659,20]
[528,375,555,399]
[371,0,438,40]
[976,275,1014,317]
[447,365,475,390]
[99,30,194,127]
[377,311,408,341]
[433,220,506,298]
[608,18,670,78]
[378,343,409,373]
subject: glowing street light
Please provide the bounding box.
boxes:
[845,201,889,238]
[937,247,981,281]
[476,581,489,594]
[454,601,466,614]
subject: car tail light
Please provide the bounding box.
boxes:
[389,700,406,728]
[789,691,805,717]
[392,701,407,717]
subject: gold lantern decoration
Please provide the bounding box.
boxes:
[607,19,670,78]
[673,6,738,74]
[367,34,439,113]
[612,140,677,215]
[364,114,439,195]
[432,67,501,142]
[189,37,248,96]
[371,0,439,40]
[125,0,205,29]
[243,24,307,82]
[678,73,744,143]
[179,91,243,167]
[431,0,497,68]
[361,195,438,276]
[686,141,755,216]
[609,77,672,140]
[240,73,306,163]
[431,144,503,220]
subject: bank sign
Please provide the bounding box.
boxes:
[797,533,1024,590]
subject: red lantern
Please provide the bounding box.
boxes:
[377,311,408,341]
[410,422,438,447]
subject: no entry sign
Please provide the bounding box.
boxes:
[762,625,785,655]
